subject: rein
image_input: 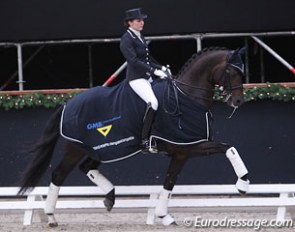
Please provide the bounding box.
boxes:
[162,79,183,129]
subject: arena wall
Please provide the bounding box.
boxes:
[1,100,295,187]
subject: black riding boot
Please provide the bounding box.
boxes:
[141,104,157,153]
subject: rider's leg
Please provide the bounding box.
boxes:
[141,103,156,151]
[129,78,158,153]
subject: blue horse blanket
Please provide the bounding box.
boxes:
[60,79,212,162]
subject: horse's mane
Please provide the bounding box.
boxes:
[176,47,227,78]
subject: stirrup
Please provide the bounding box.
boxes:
[148,146,158,153]
[141,139,158,154]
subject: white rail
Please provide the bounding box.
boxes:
[0,184,294,225]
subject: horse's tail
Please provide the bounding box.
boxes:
[18,106,64,195]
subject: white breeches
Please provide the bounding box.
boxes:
[129,78,158,110]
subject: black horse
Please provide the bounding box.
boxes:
[18,47,249,226]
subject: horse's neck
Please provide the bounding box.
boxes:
[178,67,215,109]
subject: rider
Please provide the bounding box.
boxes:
[120,8,169,153]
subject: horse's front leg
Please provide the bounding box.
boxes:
[194,141,250,194]
[79,157,115,211]
[225,146,249,194]
[155,154,187,225]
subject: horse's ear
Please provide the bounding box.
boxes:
[228,49,239,63]
[228,48,245,75]
[238,47,246,56]
[229,47,246,62]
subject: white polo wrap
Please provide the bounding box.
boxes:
[226,147,248,178]
[45,182,60,214]
[87,169,114,194]
[155,189,171,217]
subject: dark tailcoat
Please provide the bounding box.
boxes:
[120,29,161,81]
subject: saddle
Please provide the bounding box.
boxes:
[60,79,211,162]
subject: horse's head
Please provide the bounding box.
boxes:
[174,47,245,109]
[215,48,245,108]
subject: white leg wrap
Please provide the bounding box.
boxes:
[45,183,60,215]
[236,178,250,193]
[162,214,175,226]
[226,147,248,178]
[87,170,114,194]
[155,189,171,217]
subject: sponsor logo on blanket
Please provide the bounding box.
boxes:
[86,116,121,137]
[97,124,112,137]
[92,136,135,150]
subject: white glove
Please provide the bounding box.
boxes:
[154,69,168,79]
[161,66,167,71]
[161,66,172,76]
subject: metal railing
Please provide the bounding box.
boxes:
[0,31,294,91]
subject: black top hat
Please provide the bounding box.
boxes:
[124,8,147,21]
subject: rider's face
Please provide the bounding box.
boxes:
[128,19,145,32]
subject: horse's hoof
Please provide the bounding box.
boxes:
[171,221,178,226]
[47,214,58,227]
[236,178,250,195]
[160,214,176,226]
[103,198,114,212]
[48,222,58,228]
[104,189,115,212]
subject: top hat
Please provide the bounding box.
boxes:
[124,8,147,21]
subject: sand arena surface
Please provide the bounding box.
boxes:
[0,208,295,232]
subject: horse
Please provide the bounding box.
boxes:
[18,47,249,227]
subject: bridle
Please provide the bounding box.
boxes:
[217,63,244,101]
[166,50,245,119]
[173,56,245,103]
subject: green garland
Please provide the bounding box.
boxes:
[0,92,80,110]
[1,84,295,110]
[214,83,295,102]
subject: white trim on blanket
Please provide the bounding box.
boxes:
[60,105,84,144]
[150,135,209,146]
[100,150,142,164]
[150,111,211,145]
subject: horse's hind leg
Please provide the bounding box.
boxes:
[155,155,188,225]
[79,157,115,211]
[45,141,85,227]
